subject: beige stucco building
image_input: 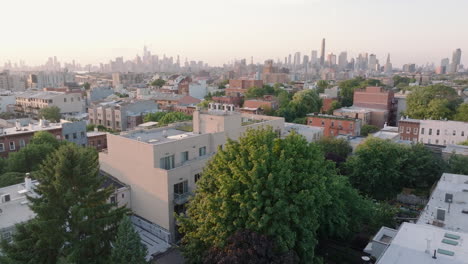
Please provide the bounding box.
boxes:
[99,110,284,241]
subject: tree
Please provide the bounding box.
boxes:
[402,143,445,188]
[7,131,61,173]
[178,128,336,263]
[289,89,322,117]
[203,230,298,264]
[1,144,128,263]
[338,77,365,107]
[151,79,166,87]
[316,137,352,165]
[360,124,379,136]
[316,80,329,93]
[0,172,25,188]
[158,112,192,126]
[405,84,461,119]
[454,103,468,122]
[345,138,409,200]
[111,216,148,264]
[143,112,167,123]
[326,100,341,115]
[83,82,91,90]
[38,106,61,122]
[446,154,468,175]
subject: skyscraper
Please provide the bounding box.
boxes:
[384,54,392,75]
[449,48,462,73]
[338,52,348,70]
[368,54,377,72]
[320,38,325,66]
[311,50,318,65]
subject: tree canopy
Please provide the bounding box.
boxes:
[143,111,192,126]
[151,78,166,87]
[360,124,379,136]
[38,106,61,122]
[454,103,468,122]
[338,77,381,107]
[346,138,444,200]
[316,137,352,165]
[1,144,128,263]
[178,128,372,263]
[404,84,461,119]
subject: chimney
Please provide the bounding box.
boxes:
[39,119,45,127]
[25,173,32,192]
[425,239,431,254]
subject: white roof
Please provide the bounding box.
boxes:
[377,222,468,264]
[0,180,37,229]
[138,121,159,127]
[417,173,468,233]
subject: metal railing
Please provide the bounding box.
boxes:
[173,191,193,205]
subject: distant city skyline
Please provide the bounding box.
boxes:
[1,0,467,67]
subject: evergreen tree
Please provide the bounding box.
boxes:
[1,144,127,263]
[111,215,148,264]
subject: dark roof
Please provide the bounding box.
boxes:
[100,170,126,189]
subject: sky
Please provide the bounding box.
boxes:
[1,0,467,67]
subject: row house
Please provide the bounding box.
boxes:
[398,117,468,145]
[306,113,361,137]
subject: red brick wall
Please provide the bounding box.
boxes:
[354,86,394,110]
[307,116,358,137]
[0,128,62,158]
[398,120,420,141]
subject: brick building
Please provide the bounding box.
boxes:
[226,80,263,96]
[398,117,468,145]
[398,118,420,142]
[306,113,361,137]
[87,130,108,151]
[241,95,279,114]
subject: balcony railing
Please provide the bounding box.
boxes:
[174,191,193,205]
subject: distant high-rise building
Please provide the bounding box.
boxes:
[449,48,462,73]
[320,38,326,66]
[384,54,393,75]
[326,53,336,67]
[311,50,318,65]
[288,54,292,66]
[303,55,309,66]
[368,54,377,72]
[338,52,347,70]
[294,52,301,66]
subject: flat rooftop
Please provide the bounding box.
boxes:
[443,145,468,156]
[0,180,38,229]
[417,173,468,233]
[2,122,62,136]
[121,128,197,145]
[377,222,468,264]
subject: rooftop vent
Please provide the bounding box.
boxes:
[1,194,11,203]
[436,208,446,221]
[445,193,453,203]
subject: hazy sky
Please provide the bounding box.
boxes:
[1,0,467,67]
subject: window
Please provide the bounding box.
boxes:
[463,131,465,137]
[116,121,120,127]
[321,120,325,126]
[81,131,85,138]
[421,128,424,134]
[181,151,189,163]
[122,193,125,198]
[65,134,69,140]
[0,143,4,152]
[194,173,201,183]
[413,128,418,135]
[73,133,77,139]
[9,141,15,151]
[160,155,175,170]
[400,126,404,133]
[331,121,334,127]
[110,195,116,204]
[71,97,74,102]
[435,139,439,144]
[406,127,410,133]
[429,129,432,135]
[97,140,101,146]
[199,146,206,156]
[428,139,431,144]
[107,120,111,126]
[19,139,25,148]
[174,180,188,196]
[453,130,456,136]
[436,129,440,136]
[64,98,67,102]
[349,123,353,129]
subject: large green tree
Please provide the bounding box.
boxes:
[360,124,379,136]
[405,84,461,119]
[289,89,322,117]
[446,154,468,175]
[178,128,336,263]
[38,106,61,122]
[454,103,468,122]
[111,216,148,264]
[316,137,352,165]
[1,144,127,263]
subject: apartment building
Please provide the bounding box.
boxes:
[15,91,84,116]
[99,110,285,241]
[87,130,108,151]
[366,173,468,263]
[226,79,263,96]
[0,119,87,158]
[351,86,396,127]
[88,99,158,131]
[306,113,361,137]
[241,95,279,115]
[398,117,468,145]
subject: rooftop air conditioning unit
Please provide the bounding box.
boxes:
[436,208,446,222]
[1,194,11,203]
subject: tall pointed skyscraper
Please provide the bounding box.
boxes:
[320,38,326,66]
[384,54,392,74]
